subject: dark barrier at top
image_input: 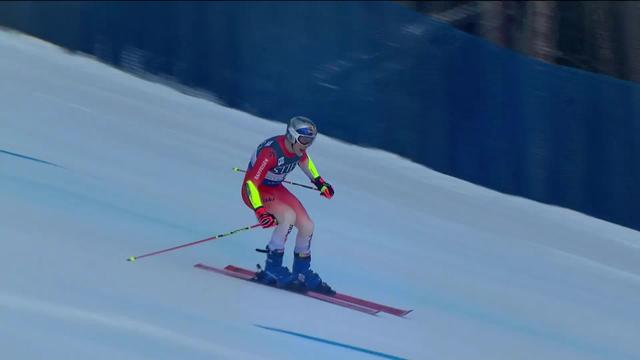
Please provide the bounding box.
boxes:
[1,1,638,230]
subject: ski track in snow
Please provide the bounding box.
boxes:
[0,292,259,359]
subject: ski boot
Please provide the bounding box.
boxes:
[254,248,294,288]
[288,252,335,295]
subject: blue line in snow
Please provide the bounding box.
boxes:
[0,149,60,167]
[254,324,407,360]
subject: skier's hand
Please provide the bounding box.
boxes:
[255,206,277,228]
[313,177,334,199]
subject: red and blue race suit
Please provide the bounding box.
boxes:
[241,135,323,254]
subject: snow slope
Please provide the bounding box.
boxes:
[1,30,639,360]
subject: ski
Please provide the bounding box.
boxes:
[223,265,412,317]
[194,263,380,316]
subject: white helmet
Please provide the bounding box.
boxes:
[286,116,317,145]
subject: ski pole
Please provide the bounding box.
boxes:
[126,223,262,262]
[232,167,319,191]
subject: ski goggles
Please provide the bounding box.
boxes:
[297,134,315,145]
[292,127,316,145]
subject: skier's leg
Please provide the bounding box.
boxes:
[275,187,333,294]
[271,186,314,253]
[254,186,297,286]
[264,199,296,252]
[294,215,314,255]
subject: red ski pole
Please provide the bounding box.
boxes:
[127,223,262,262]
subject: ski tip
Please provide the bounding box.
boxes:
[126,256,137,262]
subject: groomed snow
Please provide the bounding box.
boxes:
[1,30,639,360]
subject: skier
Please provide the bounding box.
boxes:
[241,116,335,294]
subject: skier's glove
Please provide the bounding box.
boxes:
[313,176,334,199]
[255,206,277,228]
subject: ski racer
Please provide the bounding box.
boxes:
[241,116,335,294]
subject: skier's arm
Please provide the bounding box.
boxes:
[244,148,277,210]
[299,153,334,199]
[298,152,321,180]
